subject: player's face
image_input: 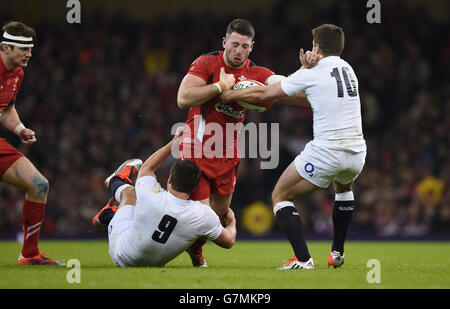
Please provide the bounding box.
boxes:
[222,32,254,68]
[8,46,33,68]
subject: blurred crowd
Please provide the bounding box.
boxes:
[0,1,448,239]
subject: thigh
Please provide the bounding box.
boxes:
[294,142,338,189]
[334,150,366,187]
[272,161,319,204]
[209,163,239,217]
[209,192,233,218]
[0,138,24,179]
[2,156,46,193]
[189,174,211,202]
[108,205,135,258]
[108,206,135,237]
[211,162,239,197]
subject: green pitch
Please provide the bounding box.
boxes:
[0,240,448,289]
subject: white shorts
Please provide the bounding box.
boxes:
[108,205,135,267]
[294,141,366,188]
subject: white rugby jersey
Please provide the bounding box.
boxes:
[116,176,223,267]
[281,56,366,152]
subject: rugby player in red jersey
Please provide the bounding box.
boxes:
[176,19,288,266]
[0,21,63,265]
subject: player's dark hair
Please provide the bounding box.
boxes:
[1,21,36,51]
[226,18,255,40]
[311,24,344,56]
[169,160,202,195]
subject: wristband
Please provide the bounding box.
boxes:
[14,123,26,135]
[214,81,228,94]
[214,82,222,94]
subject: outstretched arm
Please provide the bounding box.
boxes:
[221,81,287,104]
[221,48,321,106]
[275,92,311,108]
[137,127,184,179]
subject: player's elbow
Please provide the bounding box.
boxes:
[225,229,237,248]
[221,238,235,249]
[177,92,192,109]
[214,229,236,249]
[177,97,188,109]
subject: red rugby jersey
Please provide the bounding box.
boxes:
[0,56,24,112]
[180,50,274,177]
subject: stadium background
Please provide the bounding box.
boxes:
[0,0,448,241]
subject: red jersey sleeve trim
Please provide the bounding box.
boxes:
[186,71,209,83]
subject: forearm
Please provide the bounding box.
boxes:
[139,139,176,175]
[177,83,223,109]
[224,223,237,244]
[0,105,24,135]
[221,86,267,104]
[275,92,311,108]
[226,223,236,238]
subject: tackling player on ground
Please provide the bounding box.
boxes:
[221,24,366,269]
[0,21,63,265]
[97,128,236,267]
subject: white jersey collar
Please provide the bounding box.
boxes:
[168,191,191,204]
[317,55,341,65]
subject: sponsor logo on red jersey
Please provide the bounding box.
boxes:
[215,102,245,119]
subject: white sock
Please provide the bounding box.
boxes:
[335,191,354,201]
[115,184,132,202]
[273,201,295,216]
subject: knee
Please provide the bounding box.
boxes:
[120,187,136,206]
[333,180,353,193]
[272,187,290,205]
[334,183,353,193]
[29,175,49,198]
[271,189,279,205]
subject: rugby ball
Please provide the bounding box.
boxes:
[233,80,274,112]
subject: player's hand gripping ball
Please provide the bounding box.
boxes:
[232,80,274,112]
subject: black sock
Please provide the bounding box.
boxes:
[109,177,128,199]
[275,206,311,262]
[331,200,355,254]
[98,208,116,225]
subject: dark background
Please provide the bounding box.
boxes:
[0,0,448,240]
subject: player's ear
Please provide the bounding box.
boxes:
[1,43,11,54]
[167,175,172,191]
[222,37,227,49]
[250,41,255,51]
[313,42,320,54]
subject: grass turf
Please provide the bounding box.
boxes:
[0,240,448,289]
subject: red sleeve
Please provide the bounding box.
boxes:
[257,66,275,84]
[14,69,24,99]
[0,68,24,109]
[187,55,214,82]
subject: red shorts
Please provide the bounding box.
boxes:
[189,162,240,201]
[0,138,24,177]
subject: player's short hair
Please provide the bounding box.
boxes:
[311,24,344,56]
[169,160,202,195]
[1,21,36,51]
[226,18,255,40]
